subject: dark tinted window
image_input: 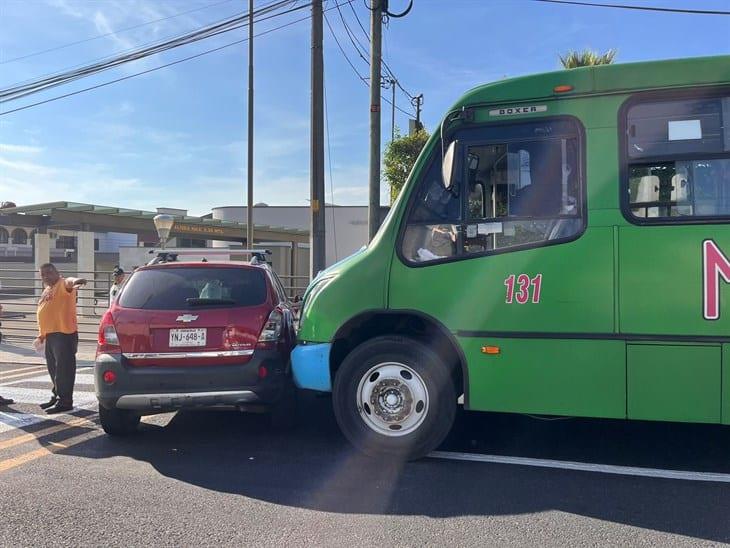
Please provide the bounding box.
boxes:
[627,96,729,159]
[625,92,730,220]
[119,267,267,310]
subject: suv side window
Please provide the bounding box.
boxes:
[624,91,730,221]
[401,118,585,264]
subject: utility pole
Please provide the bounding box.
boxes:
[310,0,326,276]
[246,0,254,248]
[412,93,424,131]
[368,0,383,241]
[390,78,396,141]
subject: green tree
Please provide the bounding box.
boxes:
[559,48,616,69]
[383,128,430,203]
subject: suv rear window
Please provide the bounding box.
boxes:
[119,267,267,310]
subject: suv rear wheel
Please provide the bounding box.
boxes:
[333,336,456,460]
[99,406,141,436]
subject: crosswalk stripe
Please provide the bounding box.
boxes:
[0,365,48,376]
[2,373,96,387]
[0,416,98,451]
[0,387,98,407]
[0,429,102,473]
[0,367,49,381]
[0,368,52,382]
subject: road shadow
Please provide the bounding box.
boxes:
[60,392,730,543]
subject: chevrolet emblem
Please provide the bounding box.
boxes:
[175,314,199,323]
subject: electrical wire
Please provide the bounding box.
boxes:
[0,0,296,101]
[529,0,730,15]
[0,4,329,116]
[0,0,303,103]
[340,1,416,100]
[323,64,339,262]
[5,1,282,90]
[0,0,413,118]
[323,12,368,83]
[324,12,413,117]
[1,0,238,65]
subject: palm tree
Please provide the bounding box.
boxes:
[559,49,617,69]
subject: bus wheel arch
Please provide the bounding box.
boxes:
[329,310,468,407]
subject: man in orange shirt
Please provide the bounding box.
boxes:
[34,263,86,415]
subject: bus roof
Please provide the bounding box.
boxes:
[454,55,730,109]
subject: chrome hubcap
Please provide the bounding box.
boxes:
[356,362,429,437]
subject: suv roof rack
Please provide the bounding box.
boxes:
[146,248,272,266]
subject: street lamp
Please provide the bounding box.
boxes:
[153,214,175,249]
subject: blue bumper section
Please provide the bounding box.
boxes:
[291,343,332,392]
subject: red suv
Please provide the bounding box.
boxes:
[94,255,297,435]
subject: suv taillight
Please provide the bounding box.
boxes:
[97,311,120,355]
[257,309,283,349]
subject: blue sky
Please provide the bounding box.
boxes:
[0,0,728,215]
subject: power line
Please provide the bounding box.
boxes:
[0,0,303,103]
[323,12,368,83]
[1,0,297,101]
[0,5,326,116]
[5,2,278,89]
[331,2,417,108]
[341,2,416,100]
[323,12,413,116]
[1,0,237,65]
[323,64,339,261]
[529,0,730,15]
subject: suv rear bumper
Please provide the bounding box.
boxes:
[116,390,259,410]
[95,350,288,413]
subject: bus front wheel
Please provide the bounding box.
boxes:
[333,336,456,460]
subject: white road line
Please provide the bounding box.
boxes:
[1,373,95,387]
[429,451,730,484]
[0,404,97,434]
[0,386,97,407]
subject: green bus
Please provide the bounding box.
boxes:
[291,55,730,460]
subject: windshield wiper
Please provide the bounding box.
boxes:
[186,298,236,306]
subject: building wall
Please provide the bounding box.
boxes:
[95,232,137,253]
[211,206,385,267]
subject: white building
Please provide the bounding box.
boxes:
[211,205,389,267]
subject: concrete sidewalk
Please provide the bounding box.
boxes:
[0,339,96,366]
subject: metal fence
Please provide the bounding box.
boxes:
[0,269,111,342]
[0,267,311,343]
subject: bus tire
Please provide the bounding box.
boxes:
[99,405,140,436]
[333,335,456,461]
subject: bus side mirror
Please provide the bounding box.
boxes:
[442,140,459,190]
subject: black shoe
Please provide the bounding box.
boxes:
[0,396,14,406]
[40,397,58,410]
[45,402,73,415]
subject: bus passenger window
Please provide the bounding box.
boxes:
[625,93,730,221]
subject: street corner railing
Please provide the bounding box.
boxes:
[0,268,113,343]
[0,267,310,343]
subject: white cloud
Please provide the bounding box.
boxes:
[0,157,56,176]
[0,143,44,154]
[0,145,143,207]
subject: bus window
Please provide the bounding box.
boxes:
[401,154,462,262]
[401,118,584,263]
[625,92,730,220]
[463,135,582,254]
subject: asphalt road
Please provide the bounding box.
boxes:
[1,360,729,547]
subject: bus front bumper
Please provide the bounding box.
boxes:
[291,343,332,392]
